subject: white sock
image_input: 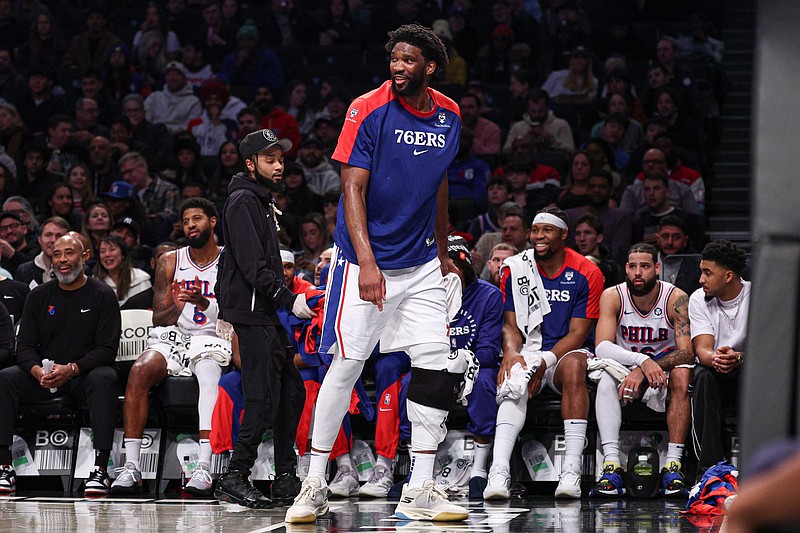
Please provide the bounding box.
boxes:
[563,419,587,473]
[471,441,491,479]
[376,454,393,472]
[408,451,436,489]
[335,453,354,472]
[198,439,212,465]
[595,372,622,467]
[123,438,142,470]
[601,440,621,468]
[491,394,527,470]
[666,443,685,467]
[307,449,331,482]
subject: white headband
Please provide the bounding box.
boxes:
[280,250,295,264]
[532,212,568,230]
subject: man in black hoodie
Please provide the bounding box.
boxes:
[214,129,314,509]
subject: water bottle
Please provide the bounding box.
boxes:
[351,440,375,482]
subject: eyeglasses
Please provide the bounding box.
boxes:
[0,222,21,232]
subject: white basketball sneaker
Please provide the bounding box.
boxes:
[394,479,469,522]
[359,464,394,498]
[555,465,582,499]
[285,477,329,524]
[483,465,511,500]
[328,465,359,497]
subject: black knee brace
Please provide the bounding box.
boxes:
[407,368,463,411]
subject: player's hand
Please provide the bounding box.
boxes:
[179,276,209,310]
[497,351,525,387]
[0,238,14,258]
[171,279,187,310]
[358,263,386,311]
[640,359,668,390]
[440,255,459,277]
[527,364,546,399]
[619,367,644,404]
[713,346,740,374]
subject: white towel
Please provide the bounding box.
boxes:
[501,250,551,350]
[587,358,667,413]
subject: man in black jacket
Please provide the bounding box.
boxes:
[0,233,120,495]
[214,129,314,509]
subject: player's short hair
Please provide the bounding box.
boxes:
[491,242,518,256]
[180,197,217,220]
[702,240,747,277]
[627,242,658,264]
[386,23,449,76]
[535,206,568,228]
[41,216,71,233]
[657,214,686,233]
[487,174,512,192]
[576,213,603,234]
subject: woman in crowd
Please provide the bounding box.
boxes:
[295,212,331,281]
[81,202,113,259]
[542,47,598,105]
[15,8,67,71]
[66,163,96,215]
[209,140,243,201]
[132,3,181,61]
[93,235,151,306]
[41,183,81,230]
[0,104,25,162]
[584,137,622,193]
[322,190,339,241]
[284,80,316,136]
[133,30,169,89]
[557,150,593,209]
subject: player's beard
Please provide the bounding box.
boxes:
[392,70,425,98]
[626,275,657,297]
[534,246,555,262]
[254,168,282,192]
[187,227,211,248]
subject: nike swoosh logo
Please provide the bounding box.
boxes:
[623,311,635,315]
[378,408,392,412]
[81,309,91,313]
[413,149,428,156]
[179,266,191,271]
[2,295,11,299]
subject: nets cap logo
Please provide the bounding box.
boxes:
[262,129,277,142]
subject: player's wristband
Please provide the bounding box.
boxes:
[541,351,557,369]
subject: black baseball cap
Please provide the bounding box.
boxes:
[447,235,472,266]
[239,129,292,160]
[112,216,140,237]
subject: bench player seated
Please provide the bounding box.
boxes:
[591,243,693,498]
[112,198,232,496]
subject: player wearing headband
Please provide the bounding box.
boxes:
[484,207,603,500]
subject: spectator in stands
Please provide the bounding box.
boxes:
[282,245,314,293]
[321,190,339,243]
[188,81,237,160]
[112,198,229,496]
[66,162,96,215]
[485,242,517,287]
[72,98,108,146]
[17,66,66,136]
[62,5,122,73]
[542,46,597,105]
[15,216,69,289]
[503,88,575,156]
[599,68,647,124]
[468,175,512,243]
[93,235,151,306]
[44,115,84,179]
[625,117,669,179]
[485,207,603,500]
[688,240,749,479]
[295,212,331,281]
[209,140,243,199]
[591,95,645,155]
[431,19,467,87]
[590,242,692,499]
[594,17,649,63]
[236,106,259,141]
[0,48,26,107]
[471,23,519,83]
[654,215,703,296]
[677,13,725,64]
[133,30,170,91]
[255,86,301,159]
[565,170,632,257]
[558,150,592,210]
[283,163,322,220]
[182,42,214,90]
[220,21,284,98]
[76,70,119,128]
[620,149,700,216]
[448,128,491,220]
[0,104,24,161]
[471,201,523,275]
[41,184,80,231]
[132,3,181,62]
[123,94,173,173]
[499,159,556,218]
[104,44,145,103]
[656,37,693,87]
[318,0,370,46]
[297,138,339,197]
[164,0,198,46]
[572,213,622,288]
[312,117,340,162]
[0,210,38,277]
[190,0,237,68]
[3,197,38,236]
[655,88,702,154]
[88,135,119,197]
[81,202,111,260]
[119,152,180,245]
[641,63,676,118]
[144,61,202,134]
[459,93,501,162]
[0,233,121,495]
[507,68,533,124]
[100,181,147,240]
[0,1,24,54]
[284,80,315,136]
[446,5,482,66]
[632,173,705,248]
[583,137,622,194]
[595,114,632,171]
[315,89,350,129]
[645,135,706,210]
[172,135,208,189]
[261,0,314,48]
